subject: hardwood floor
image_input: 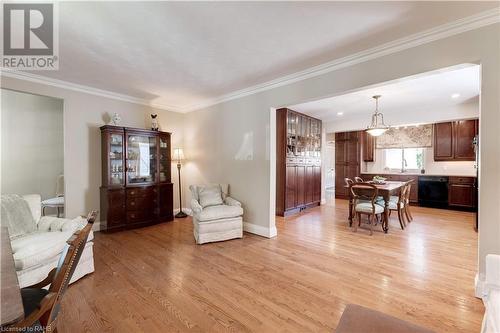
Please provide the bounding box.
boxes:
[59,199,482,332]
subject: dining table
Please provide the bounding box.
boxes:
[1,227,24,327]
[345,181,407,233]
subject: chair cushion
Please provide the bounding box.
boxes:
[21,288,49,317]
[41,196,64,206]
[194,205,243,222]
[198,184,224,208]
[355,202,384,214]
[11,231,74,270]
[388,200,404,210]
[0,194,37,238]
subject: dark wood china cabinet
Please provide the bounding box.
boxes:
[100,126,173,231]
[276,108,322,216]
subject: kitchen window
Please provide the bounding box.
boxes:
[384,148,424,172]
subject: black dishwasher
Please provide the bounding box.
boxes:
[418,176,449,208]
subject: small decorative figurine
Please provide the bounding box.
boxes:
[151,114,159,131]
[108,112,121,126]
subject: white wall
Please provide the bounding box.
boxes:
[183,23,499,277]
[0,79,185,222]
[1,89,64,200]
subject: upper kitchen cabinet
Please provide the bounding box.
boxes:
[361,131,375,162]
[434,119,478,161]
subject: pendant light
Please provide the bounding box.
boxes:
[366,95,390,136]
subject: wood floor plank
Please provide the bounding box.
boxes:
[58,199,483,332]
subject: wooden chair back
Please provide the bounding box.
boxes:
[46,211,97,330]
[345,178,354,186]
[350,183,379,211]
[404,180,413,204]
[354,176,364,183]
[396,183,408,205]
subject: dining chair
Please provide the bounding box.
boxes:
[350,183,384,235]
[387,184,408,230]
[354,176,364,183]
[345,178,355,219]
[403,180,414,223]
[8,211,97,333]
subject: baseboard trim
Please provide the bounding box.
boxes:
[174,207,192,216]
[243,222,277,238]
[475,273,486,299]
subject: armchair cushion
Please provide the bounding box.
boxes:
[194,205,243,222]
[198,184,224,208]
[1,195,36,238]
[11,231,74,270]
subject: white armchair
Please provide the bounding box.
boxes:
[189,184,243,244]
[0,194,94,288]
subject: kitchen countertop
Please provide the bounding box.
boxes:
[361,172,476,178]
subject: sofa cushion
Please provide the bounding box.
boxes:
[11,231,74,270]
[198,184,224,208]
[1,194,36,239]
[194,205,243,222]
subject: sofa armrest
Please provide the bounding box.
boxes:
[225,196,241,207]
[486,254,500,288]
[38,216,87,233]
[191,199,203,214]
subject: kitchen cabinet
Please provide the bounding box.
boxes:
[361,131,375,162]
[335,131,360,199]
[276,108,322,216]
[448,176,476,208]
[434,119,478,161]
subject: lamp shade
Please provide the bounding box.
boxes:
[173,148,185,162]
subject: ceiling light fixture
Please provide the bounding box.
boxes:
[451,93,460,99]
[366,95,390,137]
[337,112,344,116]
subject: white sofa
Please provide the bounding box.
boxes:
[0,194,94,288]
[190,184,243,244]
[481,254,500,333]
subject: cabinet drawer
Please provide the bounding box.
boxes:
[127,186,156,198]
[127,210,154,224]
[449,183,475,207]
[127,196,156,211]
[449,176,475,184]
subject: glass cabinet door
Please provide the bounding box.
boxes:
[126,134,157,184]
[159,135,170,183]
[109,133,124,185]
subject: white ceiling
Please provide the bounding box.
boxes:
[289,64,480,123]
[26,2,497,111]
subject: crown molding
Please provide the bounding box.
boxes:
[182,7,500,112]
[1,8,499,114]
[0,69,182,112]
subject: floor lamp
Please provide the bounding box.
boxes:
[173,148,187,218]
